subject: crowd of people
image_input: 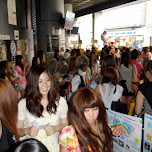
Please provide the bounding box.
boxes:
[0,45,152,151]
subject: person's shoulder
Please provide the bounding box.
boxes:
[61,125,74,134]
[59,125,74,140]
[58,96,68,108]
[58,125,77,147]
[116,84,123,91]
[18,98,26,107]
[15,65,21,69]
[139,82,152,90]
[72,72,80,80]
[15,66,22,71]
[138,62,143,68]
[58,96,66,103]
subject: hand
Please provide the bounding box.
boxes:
[25,126,39,137]
[14,77,20,83]
[132,84,138,95]
[60,80,66,86]
[44,125,56,136]
[111,125,123,137]
[24,62,28,67]
[90,77,94,82]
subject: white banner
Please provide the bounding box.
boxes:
[144,114,152,152]
[106,109,142,152]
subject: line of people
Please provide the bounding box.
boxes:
[1,45,152,152]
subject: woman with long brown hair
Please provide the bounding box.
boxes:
[17,66,68,152]
[0,79,19,151]
[95,67,123,110]
[59,87,123,152]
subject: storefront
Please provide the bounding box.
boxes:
[106,28,145,50]
[74,0,152,50]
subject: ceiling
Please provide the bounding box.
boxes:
[64,0,138,17]
[64,0,109,12]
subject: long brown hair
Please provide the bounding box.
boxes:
[102,67,119,86]
[25,66,59,117]
[68,87,112,152]
[69,57,76,72]
[6,60,15,81]
[0,79,19,141]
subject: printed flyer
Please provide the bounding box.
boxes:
[106,110,142,152]
[144,114,152,152]
[7,0,17,25]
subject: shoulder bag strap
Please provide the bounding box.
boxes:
[99,84,104,97]
[117,68,122,80]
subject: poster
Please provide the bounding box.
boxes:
[14,30,19,40]
[51,35,59,52]
[144,114,152,152]
[19,40,25,57]
[7,0,17,25]
[107,110,142,152]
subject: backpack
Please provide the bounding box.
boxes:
[74,72,86,89]
[67,73,86,101]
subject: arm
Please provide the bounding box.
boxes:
[55,118,68,132]
[17,119,39,137]
[135,90,145,115]
[19,63,28,76]
[96,63,101,77]
[85,72,94,86]
[60,145,68,152]
[45,118,68,136]
[95,85,100,95]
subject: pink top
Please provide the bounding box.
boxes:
[131,60,143,80]
[14,66,27,84]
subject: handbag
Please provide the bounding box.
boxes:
[118,70,129,96]
[111,100,127,114]
[111,87,127,114]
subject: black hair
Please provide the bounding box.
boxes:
[131,49,139,60]
[0,60,7,79]
[37,50,45,65]
[31,57,39,68]
[104,48,110,56]
[10,138,49,152]
[121,52,131,68]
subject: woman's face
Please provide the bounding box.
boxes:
[37,58,40,65]
[7,62,13,74]
[82,66,88,72]
[84,107,99,125]
[43,53,46,63]
[86,51,90,57]
[21,58,24,64]
[91,54,96,61]
[38,72,51,97]
[145,70,152,81]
